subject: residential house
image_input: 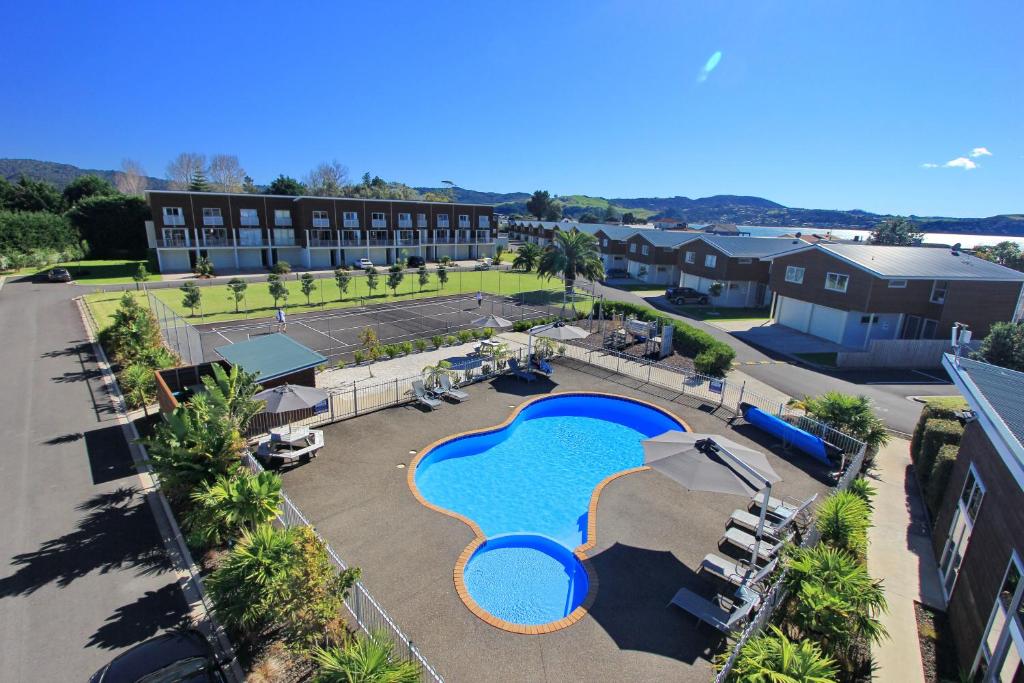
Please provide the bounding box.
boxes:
[623,231,698,284]
[937,354,1024,679]
[767,244,1024,348]
[588,224,641,271]
[677,235,805,307]
[654,218,688,230]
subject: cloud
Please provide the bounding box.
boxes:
[970,147,992,158]
[943,157,977,170]
[920,163,939,168]
[697,51,722,83]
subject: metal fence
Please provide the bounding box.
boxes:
[149,291,205,365]
[241,453,444,682]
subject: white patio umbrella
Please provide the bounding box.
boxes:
[254,384,329,413]
[526,321,589,360]
[471,314,514,328]
[642,433,781,569]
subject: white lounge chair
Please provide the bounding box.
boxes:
[749,493,818,519]
[720,527,790,564]
[412,380,442,410]
[729,494,816,537]
[700,554,778,588]
[438,374,470,402]
[668,586,759,633]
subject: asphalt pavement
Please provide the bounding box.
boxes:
[0,277,188,680]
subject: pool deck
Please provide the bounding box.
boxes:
[278,360,835,682]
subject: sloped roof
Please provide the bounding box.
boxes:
[819,244,1024,281]
[216,333,327,381]
[699,235,806,258]
[955,357,1024,450]
[630,230,701,248]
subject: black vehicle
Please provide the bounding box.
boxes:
[47,267,72,282]
[406,255,426,268]
[89,629,226,683]
[665,286,709,305]
[604,268,628,279]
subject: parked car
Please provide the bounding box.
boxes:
[474,257,493,271]
[357,258,374,270]
[47,267,72,282]
[406,255,425,268]
[604,268,628,279]
[88,629,225,683]
[665,286,709,305]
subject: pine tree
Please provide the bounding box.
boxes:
[189,167,211,192]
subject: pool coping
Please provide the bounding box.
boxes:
[406,390,691,635]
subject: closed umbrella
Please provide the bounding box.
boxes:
[471,314,514,328]
[254,384,329,413]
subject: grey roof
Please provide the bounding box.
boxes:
[955,357,1024,454]
[632,230,701,248]
[698,235,806,258]
[819,244,1024,281]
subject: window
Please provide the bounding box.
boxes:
[162,206,185,225]
[238,228,262,246]
[371,212,386,228]
[629,243,637,254]
[657,266,666,272]
[785,266,805,284]
[312,210,330,228]
[737,258,752,264]
[478,215,490,228]
[704,254,717,268]
[641,244,650,256]
[458,214,470,228]
[239,208,259,226]
[201,207,223,226]
[437,214,450,228]
[931,280,949,304]
[417,213,427,228]
[202,208,221,217]
[602,238,609,247]
[825,272,849,293]
[975,555,1024,679]
[343,211,359,228]
[939,464,985,598]
[888,279,907,288]
[860,315,880,324]
[685,251,695,264]
[397,212,412,228]
[272,228,295,246]
[274,209,292,226]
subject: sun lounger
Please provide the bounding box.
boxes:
[729,494,815,536]
[720,527,790,564]
[412,380,443,410]
[507,358,536,382]
[749,493,817,519]
[668,586,759,633]
[439,374,470,402]
[530,356,554,375]
[700,554,778,588]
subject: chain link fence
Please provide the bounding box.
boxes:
[149,291,205,365]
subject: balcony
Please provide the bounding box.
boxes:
[343,219,360,228]
[275,217,293,227]
[397,221,413,229]
[156,238,190,248]
[371,219,387,229]
[162,215,186,227]
[202,216,224,226]
[475,231,493,243]
[312,218,330,228]
[273,238,298,247]
[394,238,420,247]
[201,237,235,247]
[339,238,363,247]
[308,238,337,248]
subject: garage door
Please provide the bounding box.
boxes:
[776,296,812,333]
[807,304,847,344]
[682,273,701,289]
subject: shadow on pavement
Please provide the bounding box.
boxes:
[86,582,190,650]
[84,424,135,485]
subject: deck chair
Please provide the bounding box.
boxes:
[700,554,778,589]
[438,374,470,402]
[720,527,790,564]
[668,586,759,633]
[507,358,536,382]
[531,356,554,375]
[412,380,442,410]
[729,494,816,536]
[749,493,818,519]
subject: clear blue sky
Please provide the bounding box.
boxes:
[2,1,1020,217]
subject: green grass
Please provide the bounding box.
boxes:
[558,195,657,220]
[6,259,155,285]
[922,396,968,410]
[86,270,585,327]
[86,291,148,330]
[677,306,771,321]
[793,352,839,367]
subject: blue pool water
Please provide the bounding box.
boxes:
[415,394,685,625]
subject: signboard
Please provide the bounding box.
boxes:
[313,399,329,415]
[709,379,724,394]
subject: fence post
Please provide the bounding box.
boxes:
[777,401,785,417]
[353,383,358,415]
[736,381,745,414]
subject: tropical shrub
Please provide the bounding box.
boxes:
[916,419,963,485]
[353,350,366,364]
[457,330,473,344]
[482,327,495,339]
[422,360,455,391]
[399,341,414,355]
[414,339,427,353]
[200,362,264,433]
[724,625,838,682]
[799,392,890,451]
[444,334,457,346]
[430,335,444,349]
[120,363,156,412]
[382,344,399,359]
[186,470,283,547]
[926,444,960,516]
[194,255,215,277]
[470,328,483,340]
[815,491,872,558]
[312,630,420,683]
[846,478,877,511]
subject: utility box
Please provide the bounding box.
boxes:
[659,324,674,359]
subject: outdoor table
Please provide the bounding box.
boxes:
[270,426,311,444]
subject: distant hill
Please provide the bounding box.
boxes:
[0,158,170,191]
[5,158,1021,236]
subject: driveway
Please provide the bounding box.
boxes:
[733,323,853,355]
[0,277,188,679]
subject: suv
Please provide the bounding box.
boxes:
[406,255,425,268]
[89,629,225,683]
[665,286,709,305]
[356,258,374,270]
[47,267,72,282]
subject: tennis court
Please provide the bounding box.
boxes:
[190,291,582,363]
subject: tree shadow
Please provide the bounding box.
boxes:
[86,582,191,650]
[51,368,104,383]
[84,424,135,485]
[43,432,84,445]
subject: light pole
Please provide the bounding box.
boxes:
[702,438,774,572]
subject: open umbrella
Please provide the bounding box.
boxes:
[471,314,514,328]
[532,323,589,341]
[642,432,781,569]
[254,384,329,414]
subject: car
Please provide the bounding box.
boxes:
[88,629,225,683]
[47,267,72,282]
[356,258,374,270]
[474,261,492,271]
[406,255,425,268]
[604,268,628,279]
[665,286,709,305]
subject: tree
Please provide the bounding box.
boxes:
[242,175,258,193]
[300,272,317,304]
[386,263,405,296]
[725,625,838,682]
[65,194,151,258]
[62,174,115,207]
[271,260,292,275]
[226,277,247,313]
[115,159,148,195]
[334,267,351,301]
[579,212,599,224]
[512,243,542,272]
[132,263,149,290]
[526,190,553,220]
[494,244,505,265]
[537,228,604,292]
[418,265,430,290]
[207,154,246,192]
[815,490,872,558]
[312,631,421,683]
[193,255,214,277]
[186,471,283,547]
[975,241,1024,271]
[188,166,211,192]
[0,210,78,256]
[305,160,349,196]
[359,327,380,357]
[622,212,639,224]
[974,321,1024,371]
[3,176,63,212]
[120,363,156,415]
[798,391,890,451]
[436,264,448,289]
[200,362,265,433]
[869,216,921,246]
[267,273,288,307]
[543,201,563,222]
[181,282,202,315]
[365,266,379,296]
[166,152,206,190]
[267,174,306,196]
[603,205,620,223]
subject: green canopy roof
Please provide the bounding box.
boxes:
[215,334,326,381]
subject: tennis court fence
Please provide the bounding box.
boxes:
[149,291,205,365]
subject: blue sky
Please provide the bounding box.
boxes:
[1,1,1020,217]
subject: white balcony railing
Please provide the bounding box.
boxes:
[343,219,359,228]
[202,216,224,226]
[312,218,330,228]
[371,219,387,228]
[163,215,186,226]
[275,217,293,227]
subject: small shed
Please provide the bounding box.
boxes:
[215,334,327,388]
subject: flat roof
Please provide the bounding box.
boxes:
[145,189,494,207]
[819,243,1024,281]
[215,333,327,381]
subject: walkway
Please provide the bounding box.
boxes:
[867,437,945,683]
[0,279,188,679]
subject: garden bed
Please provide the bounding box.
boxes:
[915,601,961,683]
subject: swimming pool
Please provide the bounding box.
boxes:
[411,393,687,631]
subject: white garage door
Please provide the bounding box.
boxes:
[681,273,701,289]
[776,296,812,333]
[807,304,847,344]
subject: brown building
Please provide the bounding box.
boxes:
[623,231,697,284]
[767,244,1024,348]
[145,190,496,273]
[677,235,804,307]
[937,355,1024,678]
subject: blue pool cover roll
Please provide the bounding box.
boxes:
[740,403,832,464]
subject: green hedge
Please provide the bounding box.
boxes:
[911,398,966,463]
[926,444,960,516]
[917,419,964,486]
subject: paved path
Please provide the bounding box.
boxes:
[868,438,945,683]
[0,279,188,679]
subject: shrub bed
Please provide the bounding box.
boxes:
[925,444,960,516]
[916,418,964,486]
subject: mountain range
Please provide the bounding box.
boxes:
[3,158,1021,236]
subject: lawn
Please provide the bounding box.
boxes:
[677,306,771,321]
[6,259,156,285]
[86,290,148,330]
[86,269,582,327]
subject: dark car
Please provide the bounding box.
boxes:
[406,255,426,268]
[665,286,709,305]
[89,629,225,683]
[47,267,72,282]
[604,268,628,279]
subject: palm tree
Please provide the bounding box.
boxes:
[421,360,456,392]
[186,471,283,546]
[512,243,542,272]
[313,631,421,683]
[200,363,265,433]
[814,490,872,557]
[726,625,838,682]
[536,228,604,293]
[796,392,890,450]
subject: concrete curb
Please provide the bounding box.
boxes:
[74,296,243,682]
[0,275,6,294]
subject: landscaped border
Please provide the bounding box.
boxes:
[407,391,690,634]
